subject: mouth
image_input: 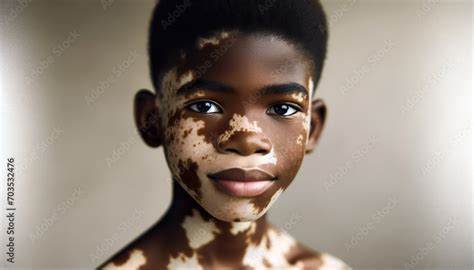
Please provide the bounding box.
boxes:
[207,168,277,197]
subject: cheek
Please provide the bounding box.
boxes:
[271,113,309,187]
[163,115,218,199]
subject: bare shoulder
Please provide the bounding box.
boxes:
[317,252,352,270]
[97,240,147,269]
[97,226,161,270]
[269,224,351,270]
[287,241,351,270]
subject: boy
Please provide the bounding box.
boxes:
[100,0,350,269]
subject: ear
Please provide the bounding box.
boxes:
[134,89,163,148]
[305,99,326,153]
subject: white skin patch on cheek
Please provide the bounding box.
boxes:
[156,68,194,124]
[165,117,207,177]
[296,134,304,146]
[103,249,147,270]
[182,209,220,249]
[219,114,263,143]
[158,68,199,178]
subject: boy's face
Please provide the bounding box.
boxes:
[136,32,325,222]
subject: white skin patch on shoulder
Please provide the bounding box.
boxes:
[242,227,298,269]
[182,209,220,249]
[219,114,263,143]
[103,249,147,270]
[167,252,203,270]
[320,253,351,270]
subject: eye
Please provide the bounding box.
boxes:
[186,100,222,114]
[267,103,301,116]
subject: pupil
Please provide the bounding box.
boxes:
[275,104,288,115]
[197,102,211,112]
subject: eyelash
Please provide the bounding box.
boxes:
[185,100,302,117]
[266,102,302,117]
[185,100,223,114]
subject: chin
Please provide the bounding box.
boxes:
[206,204,268,222]
[175,168,286,222]
[194,181,284,222]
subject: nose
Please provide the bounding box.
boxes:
[218,131,272,156]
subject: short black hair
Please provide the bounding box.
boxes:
[148,0,328,93]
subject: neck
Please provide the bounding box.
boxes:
[157,180,269,265]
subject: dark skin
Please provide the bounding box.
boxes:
[98,33,340,270]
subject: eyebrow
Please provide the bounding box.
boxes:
[177,79,308,97]
[259,83,308,97]
[177,79,234,96]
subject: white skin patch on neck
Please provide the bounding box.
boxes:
[242,228,297,268]
[103,249,147,270]
[219,114,263,143]
[230,221,253,235]
[182,209,220,249]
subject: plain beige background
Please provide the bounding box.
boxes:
[1,0,472,269]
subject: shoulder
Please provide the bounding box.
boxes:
[287,242,351,270]
[97,239,148,270]
[269,225,351,270]
[318,252,352,270]
[97,226,161,269]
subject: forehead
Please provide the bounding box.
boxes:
[172,32,313,91]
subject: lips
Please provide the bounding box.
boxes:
[208,168,276,197]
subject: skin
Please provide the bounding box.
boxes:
[99,32,350,269]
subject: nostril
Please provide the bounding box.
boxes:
[226,148,240,154]
[218,132,272,156]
